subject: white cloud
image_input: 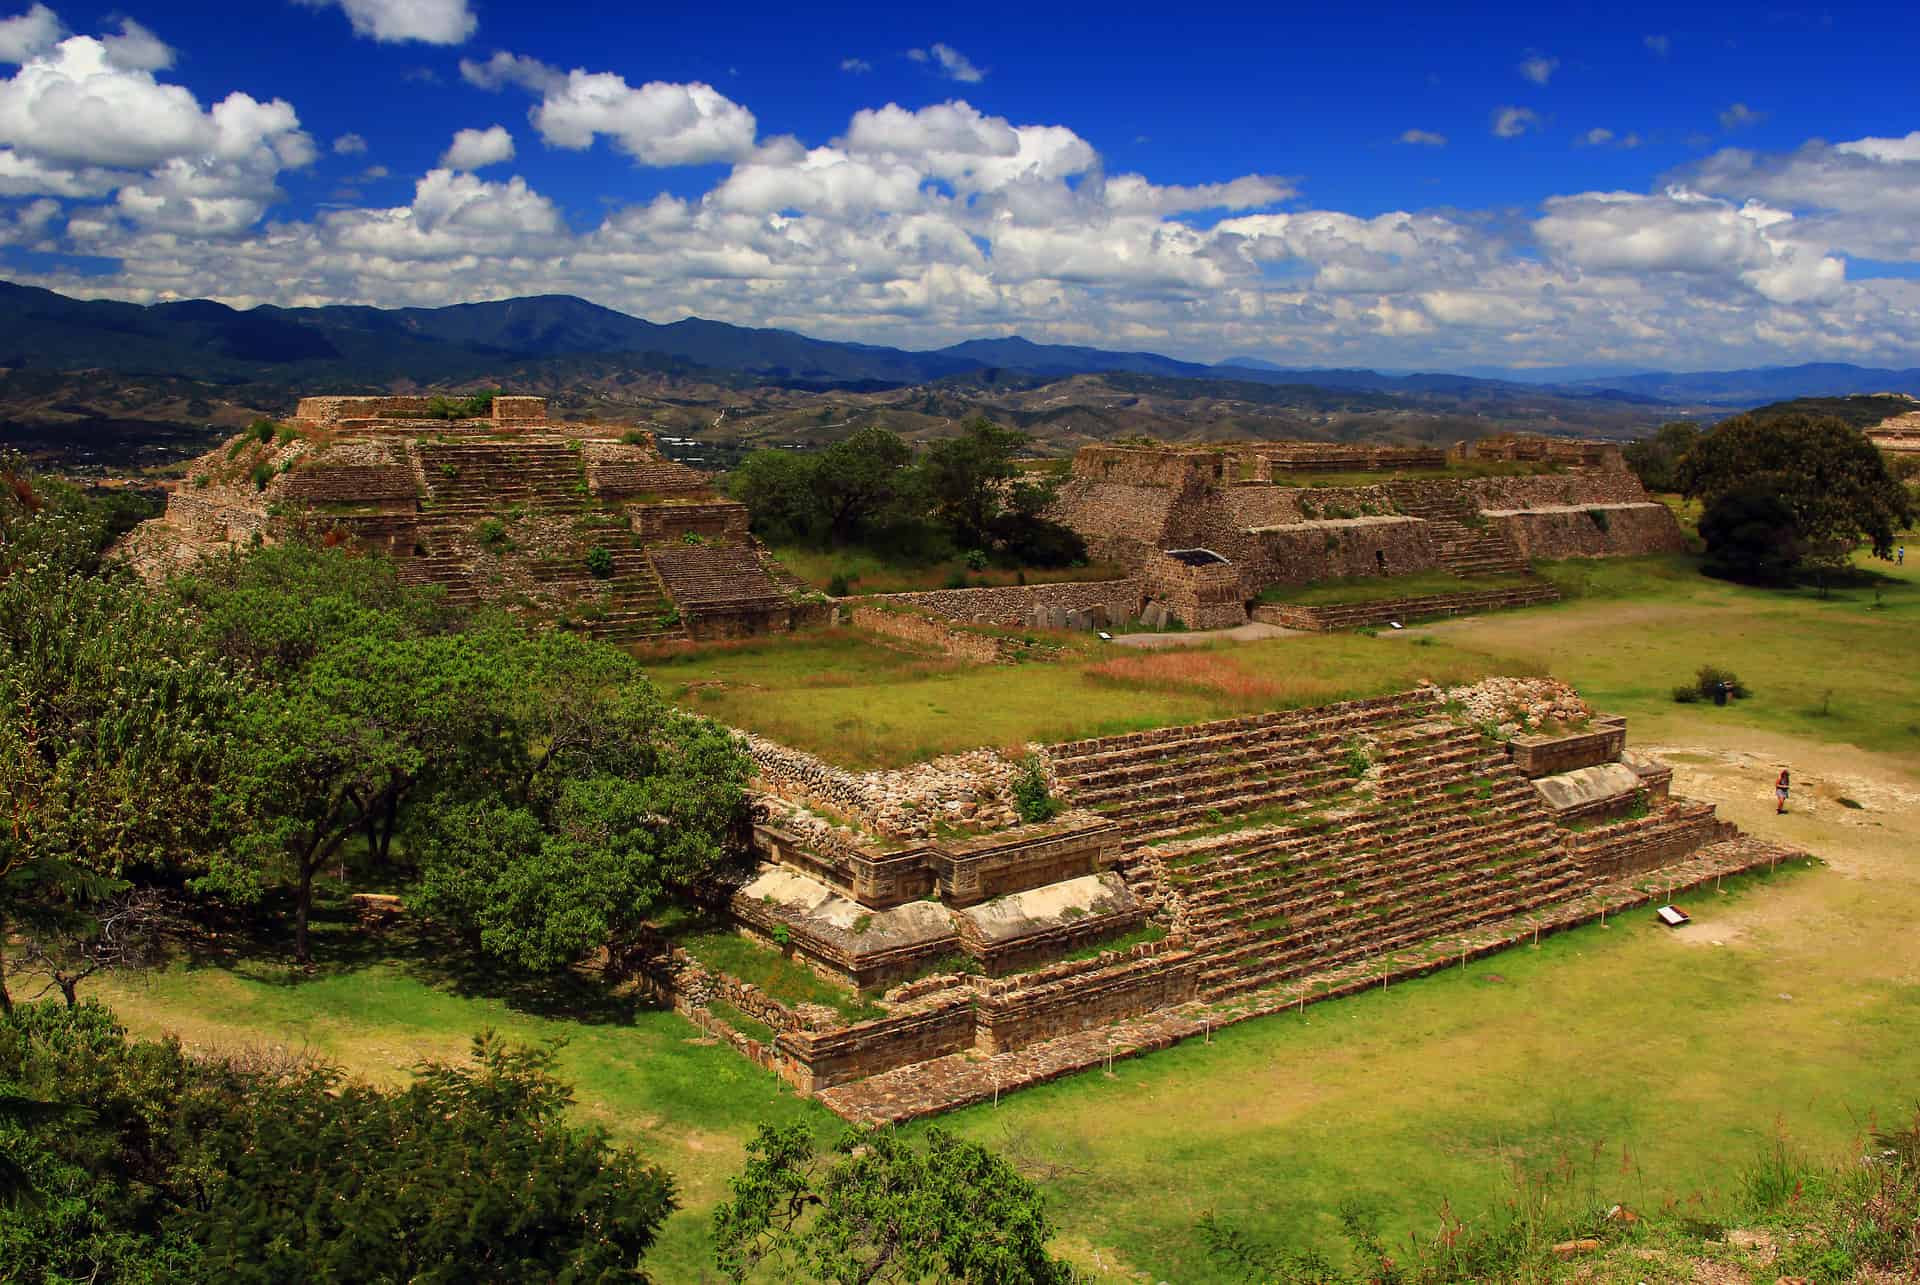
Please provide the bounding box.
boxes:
[465,50,756,167]
[1644,34,1670,58]
[1518,54,1559,85]
[459,49,565,94]
[907,42,984,83]
[534,75,755,166]
[441,124,513,170]
[1398,128,1446,146]
[0,3,61,63]
[1579,128,1614,147]
[100,18,170,71]
[333,132,367,155]
[1720,102,1764,130]
[840,57,872,73]
[1492,106,1540,139]
[1835,130,1920,163]
[295,0,476,45]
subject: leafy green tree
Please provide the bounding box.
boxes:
[411,633,752,971]
[207,630,516,963]
[713,1123,1075,1285]
[191,1032,677,1283]
[1,1002,678,1281]
[1,463,242,1008]
[920,418,1028,552]
[814,427,916,545]
[1622,421,1701,493]
[730,448,825,545]
[1676,412,1914,562]
[1697,481,1802,582]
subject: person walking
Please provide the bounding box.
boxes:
[1775,767,1791,814]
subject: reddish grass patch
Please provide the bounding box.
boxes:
[1085,651,1283,702]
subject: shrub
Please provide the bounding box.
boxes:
[944,569,971,589]
[1342,739,1373,778]
[621,429,648,445]
[1586,507,1611,532]
[657,607,681,629]
[249,462,275,490]
[964,548,990,571]
[585,546,614,578]
[826,572,852,597]
[1012,754,1063,824]
[476,518,507,547]
[1693,664,1750,700]
[679,531,706,546]
[251,418,276,443]
[1672,684,1701,704]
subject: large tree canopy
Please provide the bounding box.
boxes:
[1676,412,1914,561]
[410,632,753,972]
[0,1001,677,1282]
[713,1123,1075,1285]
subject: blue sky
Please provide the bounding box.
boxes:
[1,0,1917,370]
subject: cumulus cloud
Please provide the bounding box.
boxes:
[1398,128,1446,146]
[1720,102,1764,130]
[1518,54,1559,85]
[0,3,61,63]
[333,132,368,155]
[907,42,984,83]
[464,50,755,166]
[100,18,170,70]
[840,57,872,73]
[441,123,513,170]
[1492,107,1540,139]
[295,0,476,45]
[18,72,1920,372]
[1644,34,1670,57]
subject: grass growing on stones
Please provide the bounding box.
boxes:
[770,545,1129,595]
[670,924,886,1021]
[647,629,1516,768]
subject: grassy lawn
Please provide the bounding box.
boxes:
[643,629,1517,767]
[1256,568,1535,607]
[770,544,1129,595]
[1446,553,1920,759]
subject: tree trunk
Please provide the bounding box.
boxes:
[57,975,77,1008]
[294,860,316,965]
[0,937,12,1015]
[376,793,400,864]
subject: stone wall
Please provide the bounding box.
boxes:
[867,580,1143,628]
[1071,445,1228,486]
[972,952,1199,1055]
[293,394,548,425]
[631,502,749,541]
[776,1001,977,1092]
[1460,434,1626,470]
[1141,552,1246,629]
[1048,478,1182,568]
[1257,444,1449,472]
[1458,471,1654,509]
[1507,717,1628,778]
[1241,516,1439,591]
[848,603,1063,664]
[1487,503,1687,560]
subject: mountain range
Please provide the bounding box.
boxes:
[2,281,1915,408]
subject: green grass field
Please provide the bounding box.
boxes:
[66,548,1920,1281]
[641,629,1518,767]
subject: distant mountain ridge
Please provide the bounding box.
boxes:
[0,280,1914,407]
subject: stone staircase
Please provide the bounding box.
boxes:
[417,440,588,519]
[1049,691,1597,1004]
[1048,691,1444,850]
[532,548,687,644]
[1253,582,1561,632]
[1384,480,1531,576]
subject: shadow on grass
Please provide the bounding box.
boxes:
[180,887,653,1027]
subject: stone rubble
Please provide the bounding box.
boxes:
[1444,676,1592,738]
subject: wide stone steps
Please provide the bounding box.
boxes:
[1186,817,1563,934]
[1062,715,1461,797]
[1200,874,1588,999]
[1049,693,1440,776]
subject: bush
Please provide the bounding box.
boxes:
[964,548,990,571]
[250,418,276,443]
[476,518,506,547]
[1694,664,1750,700]
[621,430,648,445]
[586,546,614,578]
[1672,684,1701,704]
[1012,754,1063,824]
[1586,507,1611,532]
[249,462,274,490]
[826,572,852,597]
